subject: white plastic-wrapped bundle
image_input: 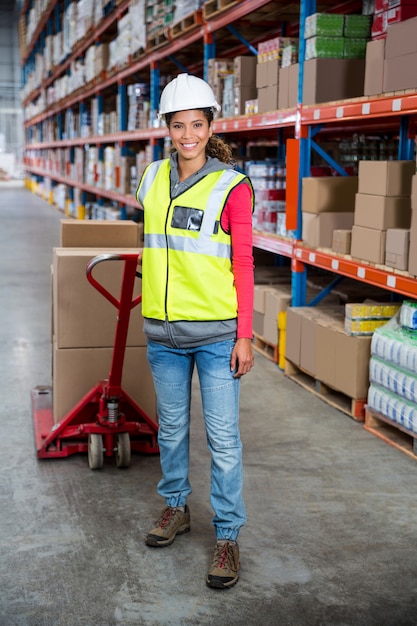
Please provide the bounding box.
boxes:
[368,384,417,434]
[400,301,417,331]
[369,357,417,404]
[371,313,417,375]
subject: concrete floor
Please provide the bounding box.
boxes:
[2,187,417,626]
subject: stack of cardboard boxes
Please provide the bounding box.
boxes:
[256,37,298,114]
[52,220,156,425]
[365,14,417,95]
[207,58,234,117]
[253,283,292,350]
[232,56,257,116]
[301,175,358,248]
[302,12,370,104]
[350,160,414,265]
[285,304,374,405]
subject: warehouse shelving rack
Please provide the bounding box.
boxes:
[20,0,417,305]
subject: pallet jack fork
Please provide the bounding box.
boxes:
[32,252,159,469]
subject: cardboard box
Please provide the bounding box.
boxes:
[254,285,280,314]
[358,160,415,196]
[285,307,303,366]
[53,248,146,348]
[302,212,355,248]
[278,66,289,109]
[385,228,410,270]
[332,229,351,254]
[263,286,292,346]
[316,319,372,399]
[350,225,387,264]
[302,176,358,213]
[256,62,268,89]
[288,63,299,108]
[302,58,365,105]
[233,56,257,86]
[53,344,157,423]
[285,306,344,374]
[95,42,109,75]
[364,38,385,96]
[253,310,265,336]
[60,219,141,248]
[383,51,417,92]
[407,209,417,275]
[265,84,279,111]
[257,87,268,114]
[385,14,417,59]
[266,59,280,87]
[354,193,411,230]
[234,85,257,115]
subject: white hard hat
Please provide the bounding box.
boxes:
[158,73,221,118]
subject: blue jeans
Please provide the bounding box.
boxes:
[147,339,246,541]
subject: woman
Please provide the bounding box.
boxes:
[136,73,255,589]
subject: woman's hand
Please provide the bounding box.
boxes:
[230,337,255,378]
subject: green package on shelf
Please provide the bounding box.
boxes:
[305,13,345,39]
[343,38,368,59]
[344,14,372,38]
[305,36,345,60]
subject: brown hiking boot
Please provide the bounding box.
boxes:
[145,505,190,547]
[206,540,240,589]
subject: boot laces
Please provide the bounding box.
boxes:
[214,542,235,570]
[159,507,177,528]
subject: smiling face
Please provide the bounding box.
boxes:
[167,109,212,172]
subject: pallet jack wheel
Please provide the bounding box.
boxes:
[88,433,104,470]
[116,432,131,468]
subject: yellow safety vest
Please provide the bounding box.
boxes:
[137,159,251,322]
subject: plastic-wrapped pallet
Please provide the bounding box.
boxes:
[367,305,417,433]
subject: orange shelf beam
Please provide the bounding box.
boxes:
[294,244,417,299]
[302,93,417,125]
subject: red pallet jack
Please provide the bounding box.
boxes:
[31,252,159,469]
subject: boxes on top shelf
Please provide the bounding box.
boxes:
[257,36,298,63]
[305,36,345,60]
[233,56,257,87]
[344,14,372,38]
[364,38,385,96]
[302,58,366,104]
[305,13,345,38]
[385,14,417,58]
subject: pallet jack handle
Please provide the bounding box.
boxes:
[86,252,142,397]
[86,252,142,310]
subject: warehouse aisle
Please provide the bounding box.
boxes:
[2,187,417,626]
